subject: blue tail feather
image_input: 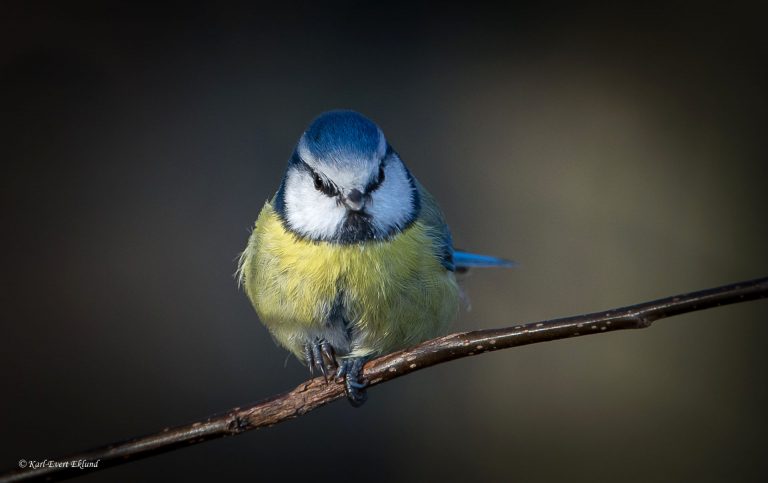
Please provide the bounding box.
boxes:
[453,250,517,269]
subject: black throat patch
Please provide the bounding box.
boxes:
[335,211,376,243]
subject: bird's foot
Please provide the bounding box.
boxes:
[335,356,370,407]
[303,338,337,381]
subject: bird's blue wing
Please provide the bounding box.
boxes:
[414,181,456,271]
[414,180,515,272]
[452,250,517,269]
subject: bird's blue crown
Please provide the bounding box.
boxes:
[301,110,384,165]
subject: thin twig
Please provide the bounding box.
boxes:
[3,277,767,482]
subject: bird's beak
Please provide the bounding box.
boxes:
[343,188,365,212]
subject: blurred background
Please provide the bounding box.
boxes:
[2,1,767,482]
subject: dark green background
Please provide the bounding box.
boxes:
[2,2,767,482]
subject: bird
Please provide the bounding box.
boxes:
[237,110,514,406]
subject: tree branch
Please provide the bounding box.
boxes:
[3,277,767,482]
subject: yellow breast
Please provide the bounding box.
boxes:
[238,202,460,359]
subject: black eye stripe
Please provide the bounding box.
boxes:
[365,164,386,193]
[298,158,386,197]
[301,162,339,197]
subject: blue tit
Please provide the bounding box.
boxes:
[237,110,514,406]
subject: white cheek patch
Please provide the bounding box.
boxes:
[284,170,347,239]
[366,159,415,235]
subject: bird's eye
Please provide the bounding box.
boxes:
[310,170,338,197]
[366,165,386,193]
[312,172,323,190]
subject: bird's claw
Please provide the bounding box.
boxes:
[305,342,369,406]
[304,339,337,381]
[335,357,369,407]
